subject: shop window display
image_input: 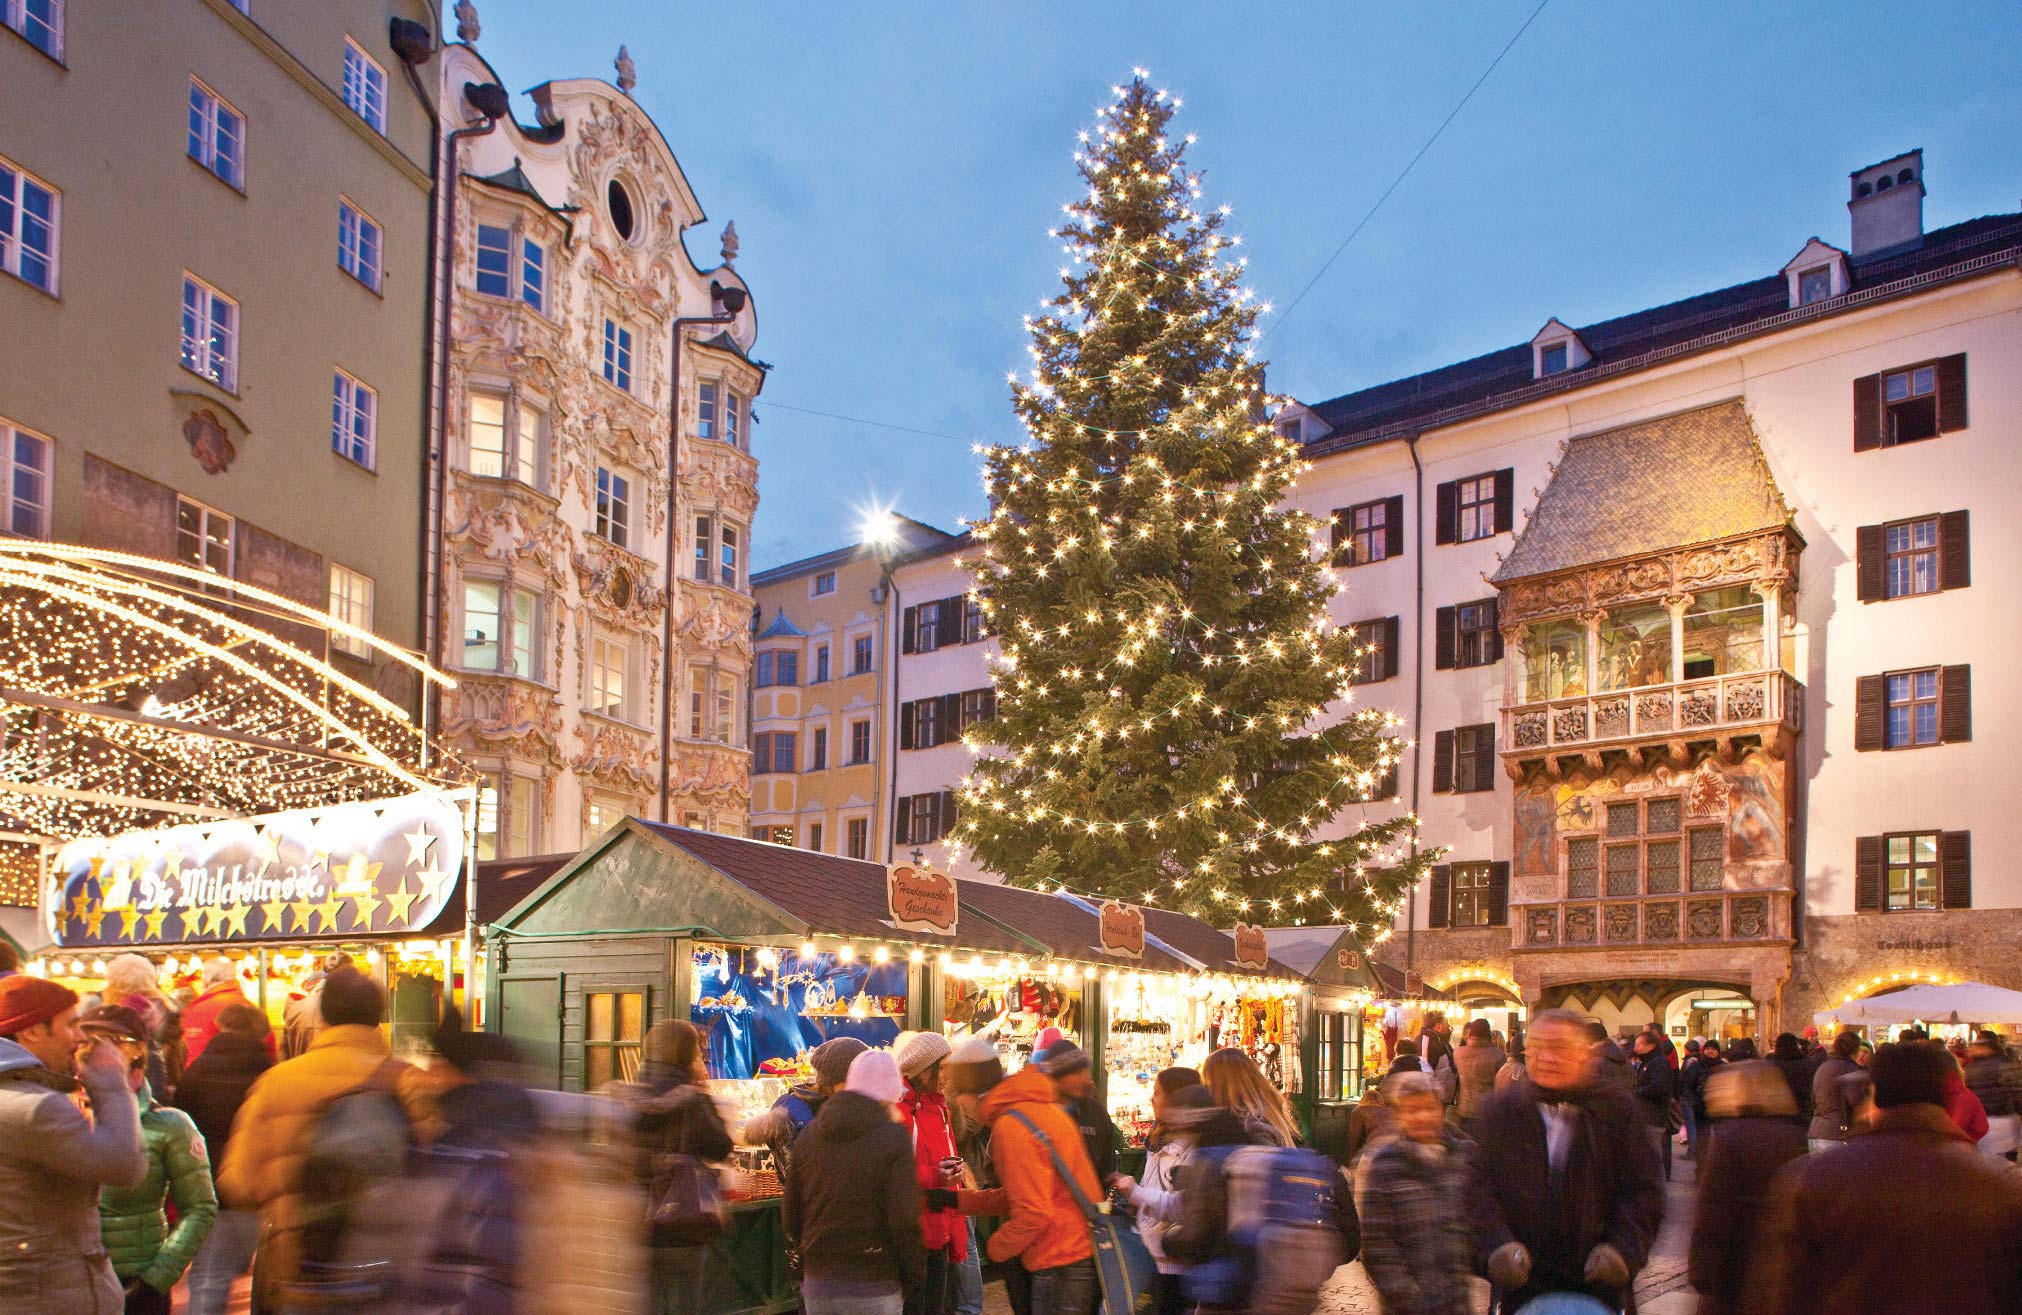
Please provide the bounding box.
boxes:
[943,969,1083,1070]
[1105,975,1299,1148]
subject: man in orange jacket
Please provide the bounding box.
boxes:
[959,1059,1101,1315]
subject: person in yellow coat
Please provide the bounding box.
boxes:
[215,968,434,1307]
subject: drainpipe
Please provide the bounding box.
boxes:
[422,82,510,684]
[660,300,746,822]
[1406,433,1424,976]
[883,573,903,861]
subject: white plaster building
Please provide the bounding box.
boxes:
[431,34,763,859]
[886,535,998,871]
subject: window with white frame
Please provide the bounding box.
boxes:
[719,523,740,589]
[338,199,382,290]
[595,466,631,548]
[466,391,543,487]
[187,79,244,189]
[327,563,373,657]
[693,516,713,582]
[519,235,545,313]
[813,570,836,596]
[685,666,740,744]
[602,318,633,391]
[586,796,623,834]
[1456,474,1497,543]
[848,718,871,765]
[724,390,744,448]
[475,223,511,297]
[476,772,539,860]
[462,579,537,678]
[1,156,58,295]
[697,383,717,439]
[691,516,741,588]
[813,642,830,683]
[341,38,387,133]
[1798,265,1832,306]
[0,419,51,539]
[175,496,232,579]
[330,369,375,467]
[588,631,631,721]
[3,0,61,60]
[180,274,237,391]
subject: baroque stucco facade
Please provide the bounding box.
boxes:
[434,42,762,859]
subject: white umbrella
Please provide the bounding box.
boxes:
[1814,980,2022,1029]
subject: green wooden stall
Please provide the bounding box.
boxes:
[1265,925,1385,1160]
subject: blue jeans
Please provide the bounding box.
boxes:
[185,1207,260,1315]
[1029,1258,1096,1315]
[955,1221,984,1315]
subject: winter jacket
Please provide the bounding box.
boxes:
[99,1081,217,1292]
[1963,1052,2022,1118]
[978,1067,1100,1271]
[1454,1041,1502,1119]
[1162,1109,1358,1296]
[1678,1054,1723,1110]
[1465,1078,1665,1313]
[742,1083,820,1183]
[1594,1040,1634,1094]
[178,982,276,1068]
[1067,1089,1120,1180]
[1127,1137,1189,1273]
[282,987,322,1059]
[1685,1115,1806,1315]
[1493,1058,1526,1094]
[1940,1067,1989,1142]
[213,1024,434,1299]
[1805,1057,1862,1141]
[0,1038,148,1315]
[1766,1052,1813,1118]
[1629,1050,1675,1129]
[899,1081,969,1259]
[784,1089,928,1291]
[1343,1098,1390,1166]
[1354,1129,1474,1315]
[1752,1103,2022,1315]
[173,1030,273,1170]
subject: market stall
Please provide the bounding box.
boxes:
[1815,978,2022,1042]
[1263,925,1385,1158]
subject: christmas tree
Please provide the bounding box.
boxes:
[950,73,1431,938]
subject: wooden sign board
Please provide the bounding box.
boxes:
[1097,900,1145,960]
[887,862,958,936]
[1232,921,1270,972]
[1336,947,1362,972]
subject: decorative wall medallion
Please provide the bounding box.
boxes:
[1603,903,1638,942]
[1526,907,1558,946]
[1731,895,1768,938]
[1686,759,1727,817]
[1564,905,1597,944]
[1645,902,1679,939]
[1686,899,1723,939]
[183,410,236,475]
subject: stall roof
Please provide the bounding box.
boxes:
[1262,925,1380,990]
[1366,957,1454,1002]
[955,881,1197,975]
[1138,906,1301,979]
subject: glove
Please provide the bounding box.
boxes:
[923,1188,961,1211]
[1487,1242,1531,1290]
[1584,1243,1630,1288]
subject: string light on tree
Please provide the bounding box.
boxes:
[949,72,1435,925]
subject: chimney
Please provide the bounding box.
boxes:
[1848,149,1924,258]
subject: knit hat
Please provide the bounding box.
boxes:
[895,1029,953,1079]
[944,1036,1005,1097]
[810,1036,869,1089]
[77,1003,150,1047]
[846,1048,906,1105]
[0,975,78,1037]
[1033,1037,1090,1077]
[1033,1025,1066,1053]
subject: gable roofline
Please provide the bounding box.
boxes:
[751,515,958,584]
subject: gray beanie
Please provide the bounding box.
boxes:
[811,1036,870,1089]
[1033,1038,1091,1077]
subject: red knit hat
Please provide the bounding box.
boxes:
[0,976,78,1038]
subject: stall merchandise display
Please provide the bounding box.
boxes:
[1101,975,1302,1147]
[944,971,1083,1074]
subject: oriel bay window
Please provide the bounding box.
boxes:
[467,391,545,487]
[463,580,537,678]
[475,772,537,860]
[1680,587,1761,679]
[686,666,742,745]
[1565,797,1713,899]
[754,650,799,688]
[586,631,631,721]
[751,731,797,774]
[1597,602,1671,691]
[693,516,744,588]
[1522,618,1587,700]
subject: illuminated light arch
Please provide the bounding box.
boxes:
[1426,963,1524,1002]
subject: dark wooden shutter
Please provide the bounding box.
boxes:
[942,598,967,639]
[1472,723,1496,790]
[893,795,913,845]
[1940,665,1971,743]
[1434,605,1456,670]
[1434,481,1457,545]
[941,693,963,745]
[1487,860,1510,926]
[1853,675,1885,751]
[940,790,959,834]
[1383,495,1405,558]
[1939,510,1970,590]
[1854,835,1882,912]
[1855,524,1885,602]
[901,605,919,655]
[1935,353,1968,432]
[1493,468,1515,534]
[898,700,916,750]
[1427,865,1451,928]
[1941,831,1971,909]
[1852,373,1883,451]
[1329,510,1349,566]
[1431,730,1455,793]
[1381,616,1401,679]
[1486,597,1505,661]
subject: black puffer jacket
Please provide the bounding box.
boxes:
[784,1091,927,1291]
[173,1031,273,1172]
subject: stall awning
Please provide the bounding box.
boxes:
[956,881,1196,975]
[1815,981,2022,1028]
[1262,925,1381,991]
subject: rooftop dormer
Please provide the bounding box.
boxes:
[1530,318,1591,381]
[1780,237,1849,309]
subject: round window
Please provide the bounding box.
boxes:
[608,179,637,241]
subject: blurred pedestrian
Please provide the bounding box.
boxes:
[1031,1030,1120,1182]
[178,957,274,1069]
[1962,1031,2021,1160]
[1454,1019,1501,1129]
[283,952,351,1059]
[942,1038,1025,1315]
[175,1002,273,1315]
[1686,1061,1805,1315]
[1678,1039,1721,1160]
[1752,1042,2022,1315]
[1724,1037,1758,1062]
[1344,1082,1394,1167]
[1418,1013,1457,1107]
[1805,1032,1863,1152]
[1628,1031,1675,1181]
[1493,1037,1526,1095]
[1467,1008,1664,1314]
[973,1042,1101,1315]
[103,954,180,1102]
[1937,1043,1989,1143]
[1766,1033,1813,1120]
[216,967,434,1308]
[78,1005,216,1314]
[894,1031,966,1315]
[1109,1067,1203,1315]
[787,1049,928,1315]
[1202,1046,1300,1148]
[1389,1038,1423,1075]
[1354,1072,1472,1315]
[1584,1021,1633,1093]
[0,976,147,1314]
[610,1019,734,1315]
[0,941,17,978]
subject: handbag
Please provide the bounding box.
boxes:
[649,1151,726,1243]
[1005,1111,1156,1315]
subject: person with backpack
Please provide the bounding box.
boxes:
[175,1002,275,1315]
[1107,1067,1204,1315]
[215,967,435,1310]
[972,1043,1103,1315]
[1160,1083,1356,1315]
[77,1005,217,1314]
[1354,1071,1473,1315]
[610,1019,735,1315]
[1201,1046,1300,1148]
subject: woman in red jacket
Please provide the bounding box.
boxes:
[893,1032,967,1315]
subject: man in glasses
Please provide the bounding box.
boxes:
[1464,1007,1665,1313]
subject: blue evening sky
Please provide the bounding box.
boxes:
[473,1,2022,570]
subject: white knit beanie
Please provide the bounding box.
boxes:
[846,1049,907,1105]
[895,1030,953,1079]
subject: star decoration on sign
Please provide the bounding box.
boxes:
[413,864,451,905]
[141,908,170,940]
[306,895,344,935]
[383,878,420,927]
[68,891,92,923]
[218,903,253,938]
[402,826,436,868]
[187,906,215,938]
[348,889,383,930]
[116,907,141,940]
[253,827,284,865]
[83,907,106,938]
[258,899,291,933]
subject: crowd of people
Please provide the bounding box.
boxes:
[3,944,2020,1315]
